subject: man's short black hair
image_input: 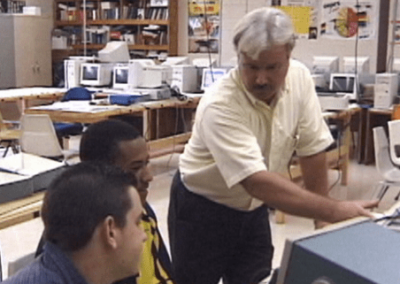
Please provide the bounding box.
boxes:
[79,119,141,164]
[42,162,133,252]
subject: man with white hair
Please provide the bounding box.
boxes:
[168,7,378,284]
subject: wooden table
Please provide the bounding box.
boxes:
[275,106,361,224]
[362,107,392,164]
[0,88,65,109]
[25,96,201,157]
[0,191,44,230]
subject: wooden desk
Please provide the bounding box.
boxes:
[363,107,392,164]
[275,107,360,224]
[25,96,201,156]
[0,88,65,109]
[0,192,44,230]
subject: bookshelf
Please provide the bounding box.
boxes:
[52,0,177,59]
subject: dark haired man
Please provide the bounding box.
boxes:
[3,162,147,284]
[79,119,174,283]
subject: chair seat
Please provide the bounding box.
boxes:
[0,129,22,140]
[383,168,400,183]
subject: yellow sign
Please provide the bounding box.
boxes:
[189,1,220,16]
[277,6,311,35]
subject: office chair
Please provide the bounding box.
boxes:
[8,252,35,277]
[0,110,21,157]
[372,126,400,201]
[20,114,78,163]
[388,120,400,167]
[53,87,94,144]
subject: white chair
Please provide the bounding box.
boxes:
[373,126,400,201]
[7,252,35,277]
[388,120,400,167]
[20,114,78,163]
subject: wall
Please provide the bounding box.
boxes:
[387,0,400,71]
[177,0,383,73]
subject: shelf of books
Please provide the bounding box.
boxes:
[52,0,177,57]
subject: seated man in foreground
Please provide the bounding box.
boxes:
[79,119,174,284]
[35,119,174,283]
[4,162,147,284]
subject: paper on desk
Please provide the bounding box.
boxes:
[0,172,31,185]
[0,87,67,99]
[0,153,64,176]
[29,101,121,113]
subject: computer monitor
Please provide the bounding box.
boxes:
[98,41,130,63]
[391,58,400,73]
[329,73,359,101]
[312,56,339,81]
[312,56,339,74]
[343,56,370,74]
[80,63,113,87]
[113,65,129,89]
[201,68,227,90]
[161,56,189,66]
[276,219,400,284]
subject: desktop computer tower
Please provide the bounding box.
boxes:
[170,65,198,93]
[64,57,91,89]
[374,73,399,109]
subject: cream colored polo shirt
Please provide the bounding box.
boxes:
[180,59,334,211]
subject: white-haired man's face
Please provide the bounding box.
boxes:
[238,45,290,105]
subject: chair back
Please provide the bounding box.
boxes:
[0,101,21,122]
[0,111,6,132]
[8,252,35,277]
[388,120,400,166]
[62,87,92,101]
[20,114,63,158]
[373,126,395,176]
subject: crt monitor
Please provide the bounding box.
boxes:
[312,56,339,75]
[98,41,130,63]
[276,219,400,284]
[161,56,189,66]
[113,65,129,89]
[329,73,358,101]
[343,56,370,74]
[201,68,227,90]
[80,63,113,87]
[391,58,400,73]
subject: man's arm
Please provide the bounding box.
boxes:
[299,151,331,228]
[241,170,378,223]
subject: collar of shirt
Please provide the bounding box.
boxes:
[43,242,89,284]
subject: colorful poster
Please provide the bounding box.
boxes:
[188,1,220,53]
[277,6,312,38]
[277,1,319,40]
[320,1,376,40]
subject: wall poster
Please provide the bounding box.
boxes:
[188,0,220,53]
[320,1,376,40]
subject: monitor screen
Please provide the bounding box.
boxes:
[331,76,355,93]
[115,68,128,84]
[201,68,227,90]
[82,65,98,81]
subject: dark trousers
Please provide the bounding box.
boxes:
[168,171,274,284]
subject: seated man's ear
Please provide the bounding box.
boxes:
[100,216,120,249]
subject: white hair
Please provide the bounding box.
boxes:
[233,7,296,59]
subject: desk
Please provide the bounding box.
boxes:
[322,106,361,186]
[0,88,65,109]
[25,96,201,156]
[275,107,361,224]
[363,107,392,164]
[0,191,44,230]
